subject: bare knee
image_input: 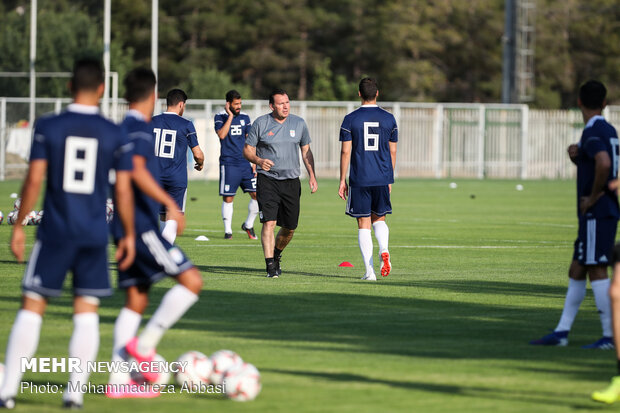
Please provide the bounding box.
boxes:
[178,268,203,294]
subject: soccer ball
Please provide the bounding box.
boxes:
[32,210,44,225]
[106,198,114,223]
[0,211,4,225]
[26,211,38,225]
[223,363,261,401]
[129,353,170,387]
[13,198,21,211]
[174,351,212,388]
[7,210,17,225]
[209,350,243,386]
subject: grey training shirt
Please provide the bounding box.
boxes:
[246,113,311,180]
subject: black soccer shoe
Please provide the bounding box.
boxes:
[274,254,282,276]
[266,261,279,278]
[224,233,233,239]
[241,223,258,239]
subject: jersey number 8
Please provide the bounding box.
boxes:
[63,136,98,194]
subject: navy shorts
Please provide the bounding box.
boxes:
[346,185,392,218]
[117,229,194,289]
[256,174,301,230]
[219,163,256,196]
[22,240,112,298]
[573,215,618,266]
[159,184,187,215]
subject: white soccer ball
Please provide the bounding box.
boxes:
[26,211,38,225]
[516,184,524,191]
[209,350,243,386]
[106,198,114,223]
[223,362,261,402]
[449,182,457,189]
[13,197,21,211]
[174,351,212,388]
[129,353,170,387]
[7,210,18,225]
[0,210,4,225]
[32,210,44,225]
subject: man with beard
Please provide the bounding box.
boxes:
[215,90,259,239]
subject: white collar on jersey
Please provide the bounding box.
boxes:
[67,103,99,114]
[163,111,179,116]
[585,114,605,129]
[126,109,146,121]
[360,104,378,108]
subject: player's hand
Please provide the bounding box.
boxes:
[167,208,186,236]
[338,181,348,200]
[309,177,318,194]
[194,162,203,171]
[567,144,579,161]
[260,158,274,171]
[389,183,392,194]
[10,226,26,262]
[116,234,136,271]
[580,193,603,214]
[225,102,233,117]
[610,179,619,191]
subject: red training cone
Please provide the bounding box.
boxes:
[339,261,354,267]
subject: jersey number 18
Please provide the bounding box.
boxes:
[153,128,177,159]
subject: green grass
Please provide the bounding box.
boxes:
[0,178,616,412]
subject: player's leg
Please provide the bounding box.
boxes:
[220,164,241,239]
[63,245,113,407]
[0,241,69,408]
[357,216,376,280]
[592,252,620,403]
[583,265,613,349]
[240,167,259,239]
[370,185,392,277]
[161,186,186,244]
[256,174,282,277]
[272,178,301,276]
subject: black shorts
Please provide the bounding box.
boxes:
[256,174,301,230]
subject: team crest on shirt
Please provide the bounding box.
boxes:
[290,130,295,137]
[240,119,245,126]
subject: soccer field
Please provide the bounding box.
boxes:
[0,178,615,412]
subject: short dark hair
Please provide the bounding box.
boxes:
[226,90,241,103]
[359,77,378,101]
[166,89,187,107]
[579,80,607,110]
[269,88,288,105]
[71,58,104,94]
[124,68,156,103]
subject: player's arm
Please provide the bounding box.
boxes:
[191,145,204,171]
[114,170,136,271]
[301,144,318,193]
[244,144,274,171]
[216,103,234,140]
[11,159,46,261]
[339,141,351,200]
[389,141,397,193]
[580,150,611,214]
[131,154,186,234]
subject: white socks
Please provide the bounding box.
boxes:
[591,278,612,337]
[555,279,586,332]
[358,229,374,276]
[372,221,389,254]
[161,220,178,244]
[0,310,42,400]
[137,285,198,355]
[63,313,99,405]
[222,201,233,234]
[109,308,142,385]
[245,199,259,229]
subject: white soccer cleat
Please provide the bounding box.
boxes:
[361,273,377,281]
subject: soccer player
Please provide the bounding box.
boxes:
[215,90,258,239]
[150,89,204,244]
[338,78,397,281]
[244,88,318,278]
[0,58,136,409]
[530,80,619,349]
[106,69,203,398]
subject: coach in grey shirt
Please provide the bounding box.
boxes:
[244,88,318,278]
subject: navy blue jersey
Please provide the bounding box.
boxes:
[30,104,132,247]
[339,105,398,187]
[150,112,199,187]
[214,111,252,166]
[576,115,620,219]
[113,111,161,238]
